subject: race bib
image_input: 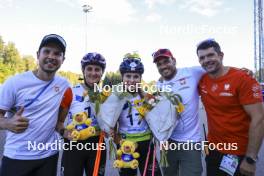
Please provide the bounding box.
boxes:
[219,154,239,176]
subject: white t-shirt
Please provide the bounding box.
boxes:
[0,71,70,159]
[118,95,149,134]
[157,66,205,142]
[66,84,99,129]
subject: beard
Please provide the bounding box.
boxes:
[39,59,61,73]
[160,67,176,80]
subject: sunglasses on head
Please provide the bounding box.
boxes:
[123,53,141,61]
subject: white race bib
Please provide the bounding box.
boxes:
[219,154,239,176]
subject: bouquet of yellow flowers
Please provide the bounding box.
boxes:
[133,93,160,121]
[83,88,112,115]
[133,91,184,167]
[134,91,184,120]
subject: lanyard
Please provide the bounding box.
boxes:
[24,79,54,108]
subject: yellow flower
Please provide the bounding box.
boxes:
[176,103,184,113]
[134,99,144,106]
[99,89,112,103]
[136,106,148,117]
[102,89,111,97]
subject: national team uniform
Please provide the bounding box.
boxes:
[199,67,263,175]
[157,66,205,176]
[118,95,151,141]
[117,95,161,176]
[0,71,71,176]
[62,84,106,176]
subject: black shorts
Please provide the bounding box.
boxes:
[61,136,106,176]
[0,153,59,176]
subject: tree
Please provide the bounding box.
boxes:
[0,36,4,59]
[2,42,22,74]
[102,71,122,86]
[0,61,12,83]
[58,71,82,86]
[22,55,37,71]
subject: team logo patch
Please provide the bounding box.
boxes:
[224,84,230,90]
[252,84,261,92]
[253,92,261,98]
[54,86,60,92]
[130,62,137,71]
[179,78,186,85]
[211,84,218,92]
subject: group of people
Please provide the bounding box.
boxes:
[0,34,263,176]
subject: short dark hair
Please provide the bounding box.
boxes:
[196,39,222,55]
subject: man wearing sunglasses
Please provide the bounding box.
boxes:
[0,34,72,176]
[153,48,205,176]
[197,39,264,176]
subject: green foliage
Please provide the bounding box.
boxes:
[58,71,82,86]
[0,60,12,83]
[0,36,39,83]
[0,36,4,58]
[22,55,37,71]
[2,42,21,74]
[102,71,122,86]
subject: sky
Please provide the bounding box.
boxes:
[0,0,253,82]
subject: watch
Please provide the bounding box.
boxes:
[245,156,257,164]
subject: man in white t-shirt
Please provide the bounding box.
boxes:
[0,34,72,176]
[153,49,205,176]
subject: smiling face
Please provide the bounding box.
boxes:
[37,43,64,73]
[155,56,176,80]
[122,72,141,92]
[197,47,224,75]
[83,64,103,87]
